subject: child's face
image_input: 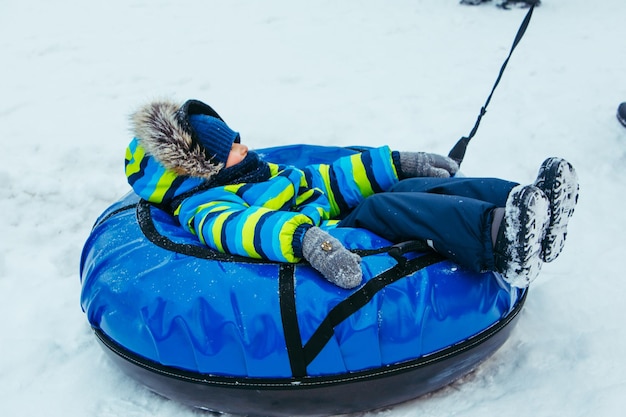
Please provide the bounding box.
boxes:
[225,142,249,168]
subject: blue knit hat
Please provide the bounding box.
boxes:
[188,114,240,166]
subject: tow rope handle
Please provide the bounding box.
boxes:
[448,4,536,166]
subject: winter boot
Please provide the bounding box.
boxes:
[494,185,550,288]
[499,0,541,9]
[617,102,626,128]
[533,157,579,262]
[460,0,491,5]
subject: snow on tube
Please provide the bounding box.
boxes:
[80,144,526,417]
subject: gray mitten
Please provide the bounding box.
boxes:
[399,152,459,178]
[302,227,362,289]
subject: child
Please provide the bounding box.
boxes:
[126,99,578,289]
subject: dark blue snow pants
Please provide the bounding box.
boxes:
[338,177,518,272]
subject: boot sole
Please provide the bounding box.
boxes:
[534,158,579,262]
[495,185,550,288]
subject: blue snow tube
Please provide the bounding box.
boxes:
[80,144,526,417]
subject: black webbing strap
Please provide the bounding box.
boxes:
[278,263,308,377]
[91,202,137,230]
[448,4,535,165]
[278,251,444,377]
[135,199,444,377]
[137,199,269,263]
[302,252,443,366]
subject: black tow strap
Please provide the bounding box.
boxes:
[448,4,536,166]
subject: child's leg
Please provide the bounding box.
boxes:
[339,190,500,272]
[389,177,518,207]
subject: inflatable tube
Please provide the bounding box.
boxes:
[80,145,526,416]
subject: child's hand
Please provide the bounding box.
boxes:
[398,152,459,178]
[302,227,362,289]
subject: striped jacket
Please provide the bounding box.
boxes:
[126,101,400,263]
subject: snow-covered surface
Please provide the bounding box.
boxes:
[1,0,625,416]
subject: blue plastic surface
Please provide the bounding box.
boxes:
[80,145,520,379]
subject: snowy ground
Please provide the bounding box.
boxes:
[1,0,625,416]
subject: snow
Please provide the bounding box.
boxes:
[1,0,625,416]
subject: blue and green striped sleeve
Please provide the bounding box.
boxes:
[304,146,399,218]
[177,188,315,263]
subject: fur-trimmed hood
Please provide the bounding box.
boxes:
[130,99,226,180]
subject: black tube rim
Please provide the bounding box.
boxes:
[93,288,526,390]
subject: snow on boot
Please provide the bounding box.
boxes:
[617,102,626,128]
[494,185,550,288]
[533,157,579,262]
